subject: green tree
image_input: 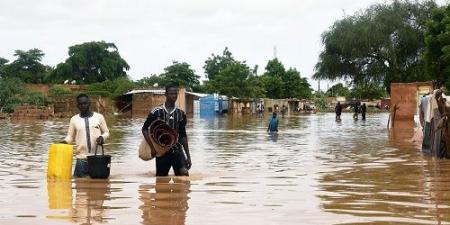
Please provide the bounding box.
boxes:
[265,58,286,77]
[261,58,312,99]
[262,75,283,99]
[87,77,137,98]
[4,49,49,83]
[208,61,253,97]
[160,61,200,90]
[50,41,129,84]
[246,75,266,98]
[325,83,351,97]
[283,68,312,99]
[350,83,387,99]
[204,47,236,81]
[313,0,437,93]
[313,91,327,111]
[135,75,164,88]
[424,4,450,89]
[0,57,8,78]
[0,77,24,112]
[262,58,285,99]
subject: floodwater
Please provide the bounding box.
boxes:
[1,113,450,225]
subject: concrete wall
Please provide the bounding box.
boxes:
[25,84,87,96]
[390,82,433,121]
[53,96,113,117]
[131,88,188,117]
[132,93,165,117]
[185,94,195,114]
[12,105,54,120]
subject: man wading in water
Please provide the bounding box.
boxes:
[142,84,192,176]
[62,94,110,178]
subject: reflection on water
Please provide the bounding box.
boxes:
[70,179,110,224]
[139,177,190,225]
[2,113,450,224]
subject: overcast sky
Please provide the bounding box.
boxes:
[0,0,448,90]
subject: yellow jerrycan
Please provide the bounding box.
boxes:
[47,144,73,180]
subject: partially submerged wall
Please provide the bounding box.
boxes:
[131,88,187,117]
[12,105,54,120]
[390,81,433,121]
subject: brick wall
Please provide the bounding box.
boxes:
[390,82,432,121]
[25,84,87,96]
[12,105,54,120]
[131,88,187,117]
[132,93,165,117]
[53,96,113,117]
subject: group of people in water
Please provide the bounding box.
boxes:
[335,101,367,121]
[62,84,192,178]
[61,82,450,179]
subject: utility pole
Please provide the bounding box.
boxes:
[273,45,277,59]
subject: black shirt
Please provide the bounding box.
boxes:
[142,104,187,150]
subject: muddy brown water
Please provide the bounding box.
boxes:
[1,113,450,225]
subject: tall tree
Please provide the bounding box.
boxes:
[325,83,351,97]
[136,74,164,88]
[50,41,129,84]
[262,58,285,99]
[204,47,236,81]
[208,61,252,98]
[313,0,437,93]
[424,4,450,89]
[261,58,312,99]
[160,61,200,90]
[5,49,48,83]
[283,68,312,99]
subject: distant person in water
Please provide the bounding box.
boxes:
[361,103,367,120]
[281,105,287,117]
[62,94,110,178]
[335,102,342,121]
[267,112,279,133]
[353,102,360,120]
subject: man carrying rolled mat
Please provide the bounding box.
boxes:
[62,94,110,178]
[142,83,192,176]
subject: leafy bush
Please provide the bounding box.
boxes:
[22,91,50,106]
[0,78,24,113]
[313,92,327,111]
[49,85,74,96]
[87,77,137,98]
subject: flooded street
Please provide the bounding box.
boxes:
[1,113,450,225]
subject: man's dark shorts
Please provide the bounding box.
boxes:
[155,148,187,176]
[74,159,89,178]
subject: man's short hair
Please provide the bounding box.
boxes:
[165,83,179,92]
[76,93,89,101]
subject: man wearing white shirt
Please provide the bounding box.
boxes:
[63,94,110,177]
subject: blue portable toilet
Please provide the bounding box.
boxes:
[200,95,216,116]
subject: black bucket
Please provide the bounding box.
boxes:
[87,145,111,179]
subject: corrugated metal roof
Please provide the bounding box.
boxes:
[186,91,208,98]
[124,89,165,95]
[124,89,209,98]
